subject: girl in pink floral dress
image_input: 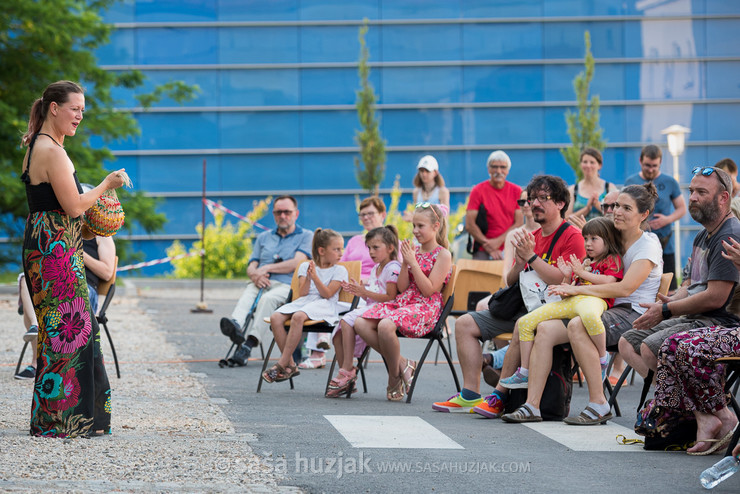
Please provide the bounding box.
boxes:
[355,203,452,401]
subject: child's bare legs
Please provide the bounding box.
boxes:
[339,320,356,372]
[377,318,403,388]
[269,311,300,368]
[332,330,345,370]
[519,340,534,370]
[590,332,607,361]
[354,317,381,353]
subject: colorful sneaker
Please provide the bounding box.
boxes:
[499,370,529,389]
[432,393,483,413]
[473,391,507,419]
[14,365,36,380]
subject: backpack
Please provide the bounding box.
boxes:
[505,344,574,420]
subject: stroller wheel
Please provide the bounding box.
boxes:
[218,359,229,368]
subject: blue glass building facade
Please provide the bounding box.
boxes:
[97,0,740,274]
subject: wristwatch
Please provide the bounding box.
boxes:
[661,303,672,320]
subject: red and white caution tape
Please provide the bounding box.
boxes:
[203,199,270,231]
[117,250,204,272]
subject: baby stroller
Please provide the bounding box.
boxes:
[218,289,263,368]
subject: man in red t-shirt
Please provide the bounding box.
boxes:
[434,175,585,413]
[466,150,523,260]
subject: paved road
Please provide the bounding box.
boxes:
[132,279,735,494]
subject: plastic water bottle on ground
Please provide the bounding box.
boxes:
[700,454,740,489]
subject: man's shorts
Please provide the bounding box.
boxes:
[470,307,527,342]
[621,315,724,356]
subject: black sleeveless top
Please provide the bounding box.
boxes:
[83,238,100,290]
[21,133,82,213]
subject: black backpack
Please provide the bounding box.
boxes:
[505,344,574,420]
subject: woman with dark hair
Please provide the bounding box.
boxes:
[497,183,662,424]
[21,80,126,437]
[566,147,618,222]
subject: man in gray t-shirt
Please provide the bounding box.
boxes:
[619,166,740,377]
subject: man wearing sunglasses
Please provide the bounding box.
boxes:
[620,166,740,377]
[465,150,523,260]
[625,144,686,291]
[219,195,313,366]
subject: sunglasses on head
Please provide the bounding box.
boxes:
[415,202,441,222]
[692,166,730,192]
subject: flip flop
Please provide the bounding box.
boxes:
[563,406,613,425]
[687,423,738,456]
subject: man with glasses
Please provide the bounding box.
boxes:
[625,144,686,291]
[219,195,313,366]
[433,175,585,412]
[466,150,523,260]
[619,166,740,377]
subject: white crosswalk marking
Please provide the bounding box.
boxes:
[325,415,464,449]
[523,422,650,452]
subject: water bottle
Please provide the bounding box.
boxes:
[700,454,740,489]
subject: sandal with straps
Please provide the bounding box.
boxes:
[325,368,358,398]
[401,359,417,393]
[501,403,543,423]
[262,363,300,383]
[563,406,613,425]
[387,374,405,402]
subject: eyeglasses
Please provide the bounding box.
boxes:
[517,199,528,207]
[358,211,377,219]
[526,195,552,206]
[415,202,441,222]
[273,209,295,216]
[601,203,616,212]
[692,166,730,193]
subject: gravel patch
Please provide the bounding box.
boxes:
[0,292,298,493]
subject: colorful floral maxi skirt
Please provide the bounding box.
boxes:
[654,326,740,414]
[23,209,111,437]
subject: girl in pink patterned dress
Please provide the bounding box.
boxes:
[355,203,452,401]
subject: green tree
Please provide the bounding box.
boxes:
[354,19,386,196]
[560,31,606,182]
[0,0,197,265]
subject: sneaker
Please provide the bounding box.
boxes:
[14,365,36,380]
[601,362,609,382]
[228,343,252,367]
[432,393,483,413]
[220,317,245,346]
[499,370,529,389]
[23,325,38,343]
[473,391,507,419]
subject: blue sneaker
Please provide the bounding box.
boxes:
[601,361,609,382]
[499,370,529,389]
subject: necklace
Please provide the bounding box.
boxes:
[38,132,64,148]
[707,211,732,238]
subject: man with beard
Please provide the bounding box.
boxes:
[618,166,740,376]
[433,175,585,412]
[466,150,523,260]
[625,145,686,291]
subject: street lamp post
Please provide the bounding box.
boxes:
[661,124,691,281]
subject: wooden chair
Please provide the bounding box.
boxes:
[15,257,121,379]
[256,261,362,392]
[606,272,673,416]
[344,266,460,403]
[450,259,505,316]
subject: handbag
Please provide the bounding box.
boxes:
[518,222,570,312]
[488,281,525,320]
[634,398,697,451]
[83,172,132,237]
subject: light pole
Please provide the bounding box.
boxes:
[661,124,691,281]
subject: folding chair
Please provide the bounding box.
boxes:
[606,272,673,416]
[450,259,505,317]
[257,261,361,393]
[97,256,121,379]
[715,356,740,456]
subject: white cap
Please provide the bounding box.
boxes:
[417,155,439,172]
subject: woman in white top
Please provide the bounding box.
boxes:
[412,155,450,209]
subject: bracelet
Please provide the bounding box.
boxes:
[661,303,672,320]
[526,254,538,265]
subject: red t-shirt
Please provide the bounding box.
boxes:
[530,221,586,269]
[574,255,624,308]
[467,180,522,251]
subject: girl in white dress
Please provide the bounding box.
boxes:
[263,229,347,383]
[326,226,402,397]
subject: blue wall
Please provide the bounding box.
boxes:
[97,0,740,274]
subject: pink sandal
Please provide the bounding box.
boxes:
[325,368,357,398]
